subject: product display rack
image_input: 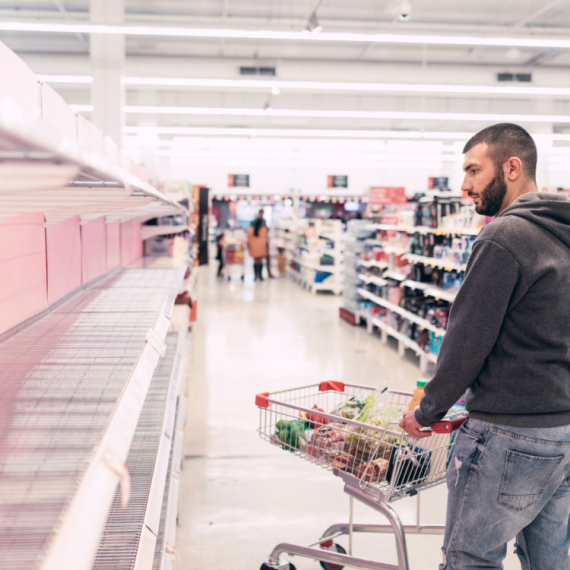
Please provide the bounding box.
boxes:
[0,42,194,570]
[284,219,345,295]
[342,204,484,373]
[0,262,188,570]
[0,42,183,227]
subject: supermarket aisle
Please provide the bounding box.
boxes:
[175,269,519,570]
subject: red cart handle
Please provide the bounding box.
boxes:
[431,417,467,433]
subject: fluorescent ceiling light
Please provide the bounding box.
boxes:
[155,150,457,161]
[123,77,570,97]
[123,126,473,139]
[168,158,444,169]
[120,105,570,124]
[122,126,570,142]
[3,22,570,49]
[42,75,570,97]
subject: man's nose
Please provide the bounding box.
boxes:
[461,175,471,193]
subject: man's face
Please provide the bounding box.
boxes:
[461,143,508,217]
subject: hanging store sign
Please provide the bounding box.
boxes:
[327,175,348,188]
[369,186,407,207]
[428,177,449,191]
[228,174,250,188]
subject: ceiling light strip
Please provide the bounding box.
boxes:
[122,126,472,139]
[122,77,570,96]
[40,75,570,97]
[2,22,570,49]
[95,105,570,123]
[121,126,570,141]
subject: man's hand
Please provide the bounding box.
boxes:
[399,409,432,439]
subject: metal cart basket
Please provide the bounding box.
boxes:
[224,237,245,281]
[255,381,467,570]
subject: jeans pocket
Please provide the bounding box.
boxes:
[498,449,564,511]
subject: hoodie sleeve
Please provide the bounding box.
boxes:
[415,238,525,427]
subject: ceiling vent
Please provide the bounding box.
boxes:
[239,66,276,76]
[497,72,532,82]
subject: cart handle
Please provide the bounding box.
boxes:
[319,381,344,392]
[431,417,467,433]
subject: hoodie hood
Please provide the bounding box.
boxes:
[499,192,570,248]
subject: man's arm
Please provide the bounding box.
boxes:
[414,238,525,427]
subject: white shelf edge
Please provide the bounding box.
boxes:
[358,273,388,287]
[383,271,407,282]
[159,396,186,570]
[357,288,445,337]
[142,225,190,241]
[357,259,388,270]
[402,253,466,273]
[0,95,183,214]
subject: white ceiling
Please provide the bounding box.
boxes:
[2,0,570,193]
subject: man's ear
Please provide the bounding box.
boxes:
[505,157,524,181]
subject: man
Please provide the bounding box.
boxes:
[399,123,570,569]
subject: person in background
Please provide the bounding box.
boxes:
[399,123,570,570]
[277,247,287,277]
[215,233,225,279]
[247,209,268,281]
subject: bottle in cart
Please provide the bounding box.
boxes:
[405,379,428,413]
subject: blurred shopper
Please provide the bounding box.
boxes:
[215,233,225,278]
[400,123,570,570]
[247,210,268,281]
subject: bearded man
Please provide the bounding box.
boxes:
[400,123,570,570]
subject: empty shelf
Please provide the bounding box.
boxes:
[92,333,179,570]
[0,266,185,570]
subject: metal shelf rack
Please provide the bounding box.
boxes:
[0,264,186,570]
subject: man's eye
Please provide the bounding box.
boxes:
[471,169,477,174]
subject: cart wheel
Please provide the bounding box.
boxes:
[319,543,347,570]
[259,564,296,570]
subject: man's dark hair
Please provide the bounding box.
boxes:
[463,123,537,181]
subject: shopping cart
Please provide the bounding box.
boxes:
[224,237,245,281]
[255,381,467,570]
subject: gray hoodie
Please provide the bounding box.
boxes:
[416,192,570,428]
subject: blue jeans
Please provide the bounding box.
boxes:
[441,418,570,570]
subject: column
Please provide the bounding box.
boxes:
[533,100,554,192]
[90,0,125,146]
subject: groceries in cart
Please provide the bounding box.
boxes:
[256,382,468,570]
[264,381,467,496]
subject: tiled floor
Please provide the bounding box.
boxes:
[175,267,520,570]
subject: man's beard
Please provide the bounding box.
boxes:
[471,168,508,216]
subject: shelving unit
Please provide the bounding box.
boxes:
[0,263,187,570]
[341,206,485,372]
[283,218,345,295]
[0,43,194,570]
[357,287,446,337]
